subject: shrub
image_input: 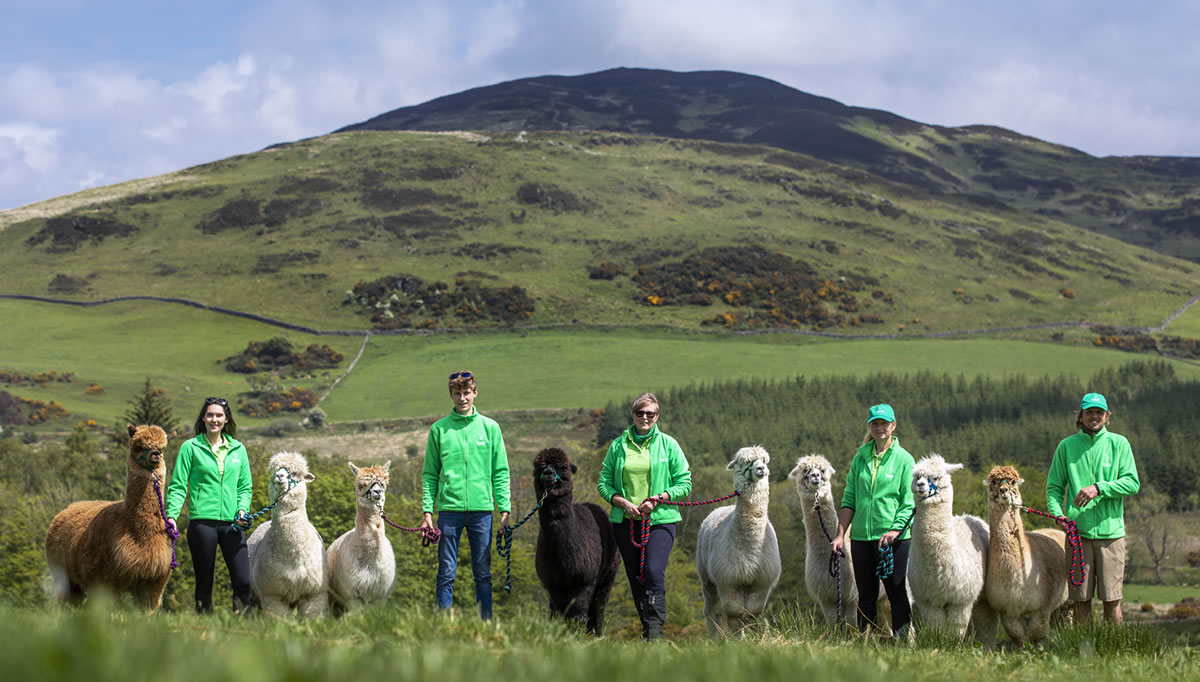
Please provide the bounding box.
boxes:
[84,383,104,395]
[1166,597,1200,620]
[588,261,624,280]
[263,419,303,438]
[303,407,326,430]
[1061,288,1077,299]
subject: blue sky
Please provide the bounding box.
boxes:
[2,0,1199,211]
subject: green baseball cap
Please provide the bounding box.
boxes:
[867,403,895,423]
[1080,393,1108,411]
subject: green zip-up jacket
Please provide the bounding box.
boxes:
[597,426,693,525]
[1046,427,1139,539]
[422,409,511,514]
[166,433,252,522]
[840,438,915,542]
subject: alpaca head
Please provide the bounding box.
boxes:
[532,447,574,498]
[728,445,770,493]
[911,454,962,506]
[348,460,390,512]
[787,454,834,501]
[267,451,315,508]
[126,424,170,476]
[985,465,1024,508]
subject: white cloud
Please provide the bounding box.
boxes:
[0,123,61,173]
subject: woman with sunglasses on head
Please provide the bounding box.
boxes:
[165,396,253,613]
[597,392,692,640]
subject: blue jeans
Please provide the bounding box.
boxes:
[436,511,493,619]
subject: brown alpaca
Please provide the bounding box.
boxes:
[45,424,176,609]
[983,466,1068,646]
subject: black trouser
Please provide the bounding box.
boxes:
[186,519,251,613]
[614,520,675,638]
[850,538,912,632]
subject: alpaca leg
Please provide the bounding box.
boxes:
[920,602,947,631]
[588,574,616,636]
[48,562,72,603]
[999,612,1026,647]
[1028,612,1052,645]
[259,594,292,618]
[700,579,723,639]
[135,575,170,611]
[564,586,593,628]
[945,604,972,639]
[298,591,328,619]
[970,600,999,651]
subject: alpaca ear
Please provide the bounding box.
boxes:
[726,459,737,471]
[348,462,359,475]
[570,463,577,473]
[1018,477,1025,486]
[787,464,801,480]
[948,463,964,473]
[304,472,316,482]
[127,424,137,437]
[383,460,391,472]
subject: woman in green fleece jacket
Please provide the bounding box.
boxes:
[165,397,253,613]
[1047,392,1139,625]
[597,392,692,640]
[830,403,915,636]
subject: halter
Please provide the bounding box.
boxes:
[134,447,162,471]
[495,468,562,594]
[918,479,940,500]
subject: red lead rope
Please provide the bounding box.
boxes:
[1022,506,1087,587]
[629,492,739,583]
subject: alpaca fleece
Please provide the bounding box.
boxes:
[532,447,620,635]
[696,446,781,638]
[248,451,328,618]
[327,461,395,615]
[908,454,998,648]
[983,465,1068,646]
[45,425,174,609]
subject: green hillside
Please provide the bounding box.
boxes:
[0,129,1194,337]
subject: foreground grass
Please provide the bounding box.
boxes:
[3,600,1197,682]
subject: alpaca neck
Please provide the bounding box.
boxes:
[912,494,955,537]
[732,482,769,541]
[125,465,164,533]
[988,503,1028,573]
[538,488,574,524]
[354,504,385,543]
[802,491,838,549]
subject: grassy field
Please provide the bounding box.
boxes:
[5,298,1199,427]
[2,599,1196,682]
[1125,584,1200,605]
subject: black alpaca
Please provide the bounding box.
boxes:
[533,447,620,635]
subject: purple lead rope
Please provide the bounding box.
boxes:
[152,475,179,569]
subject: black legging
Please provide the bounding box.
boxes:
[186,519,251,612]
[850,538,912,632]
[613,520,676,603]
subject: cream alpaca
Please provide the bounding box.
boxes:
[247,451,328,618]
[695,446,781,638]
[908,455,998,648]
[327,461,396,614]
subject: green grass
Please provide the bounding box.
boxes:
[1125,584,1200,605]
[5,298,1200,426]
[2,599,1196,682]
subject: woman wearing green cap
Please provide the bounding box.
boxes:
[830,403,915,636]
[1046,392,1139,625]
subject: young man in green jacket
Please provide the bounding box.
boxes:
[1047,392,1140,624]
[419,371,510,619]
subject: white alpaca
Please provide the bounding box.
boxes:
[695,445,781,638]
[327,461,395,614]
[789,454,897,631]
[908,455,998,648]
[247,451,328,618]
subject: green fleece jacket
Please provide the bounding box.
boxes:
[166,433,252,522]
[840,438,915,542]
[422,408,511,514]
[597,426,693,525]
[1047,427,1139,539]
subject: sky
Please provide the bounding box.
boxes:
[2,0,1199,211]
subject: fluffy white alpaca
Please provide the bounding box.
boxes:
[326,461,395,614]
[789,454,899,632]
[908,455,998,648]
[695,445,781,638]
[788,454,859,626]
[247,451,328,618]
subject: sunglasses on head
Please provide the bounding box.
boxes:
[634,410,658,419]
[449,371,473,380]
[205,397,229,406]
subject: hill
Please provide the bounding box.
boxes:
[339,67,1200,262]
[0,128,1194,337]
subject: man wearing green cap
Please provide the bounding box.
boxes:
[1046,392,1140,624]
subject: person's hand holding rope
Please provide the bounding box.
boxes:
[638,493,667,517]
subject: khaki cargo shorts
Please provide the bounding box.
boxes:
[1069,536,1126,602]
